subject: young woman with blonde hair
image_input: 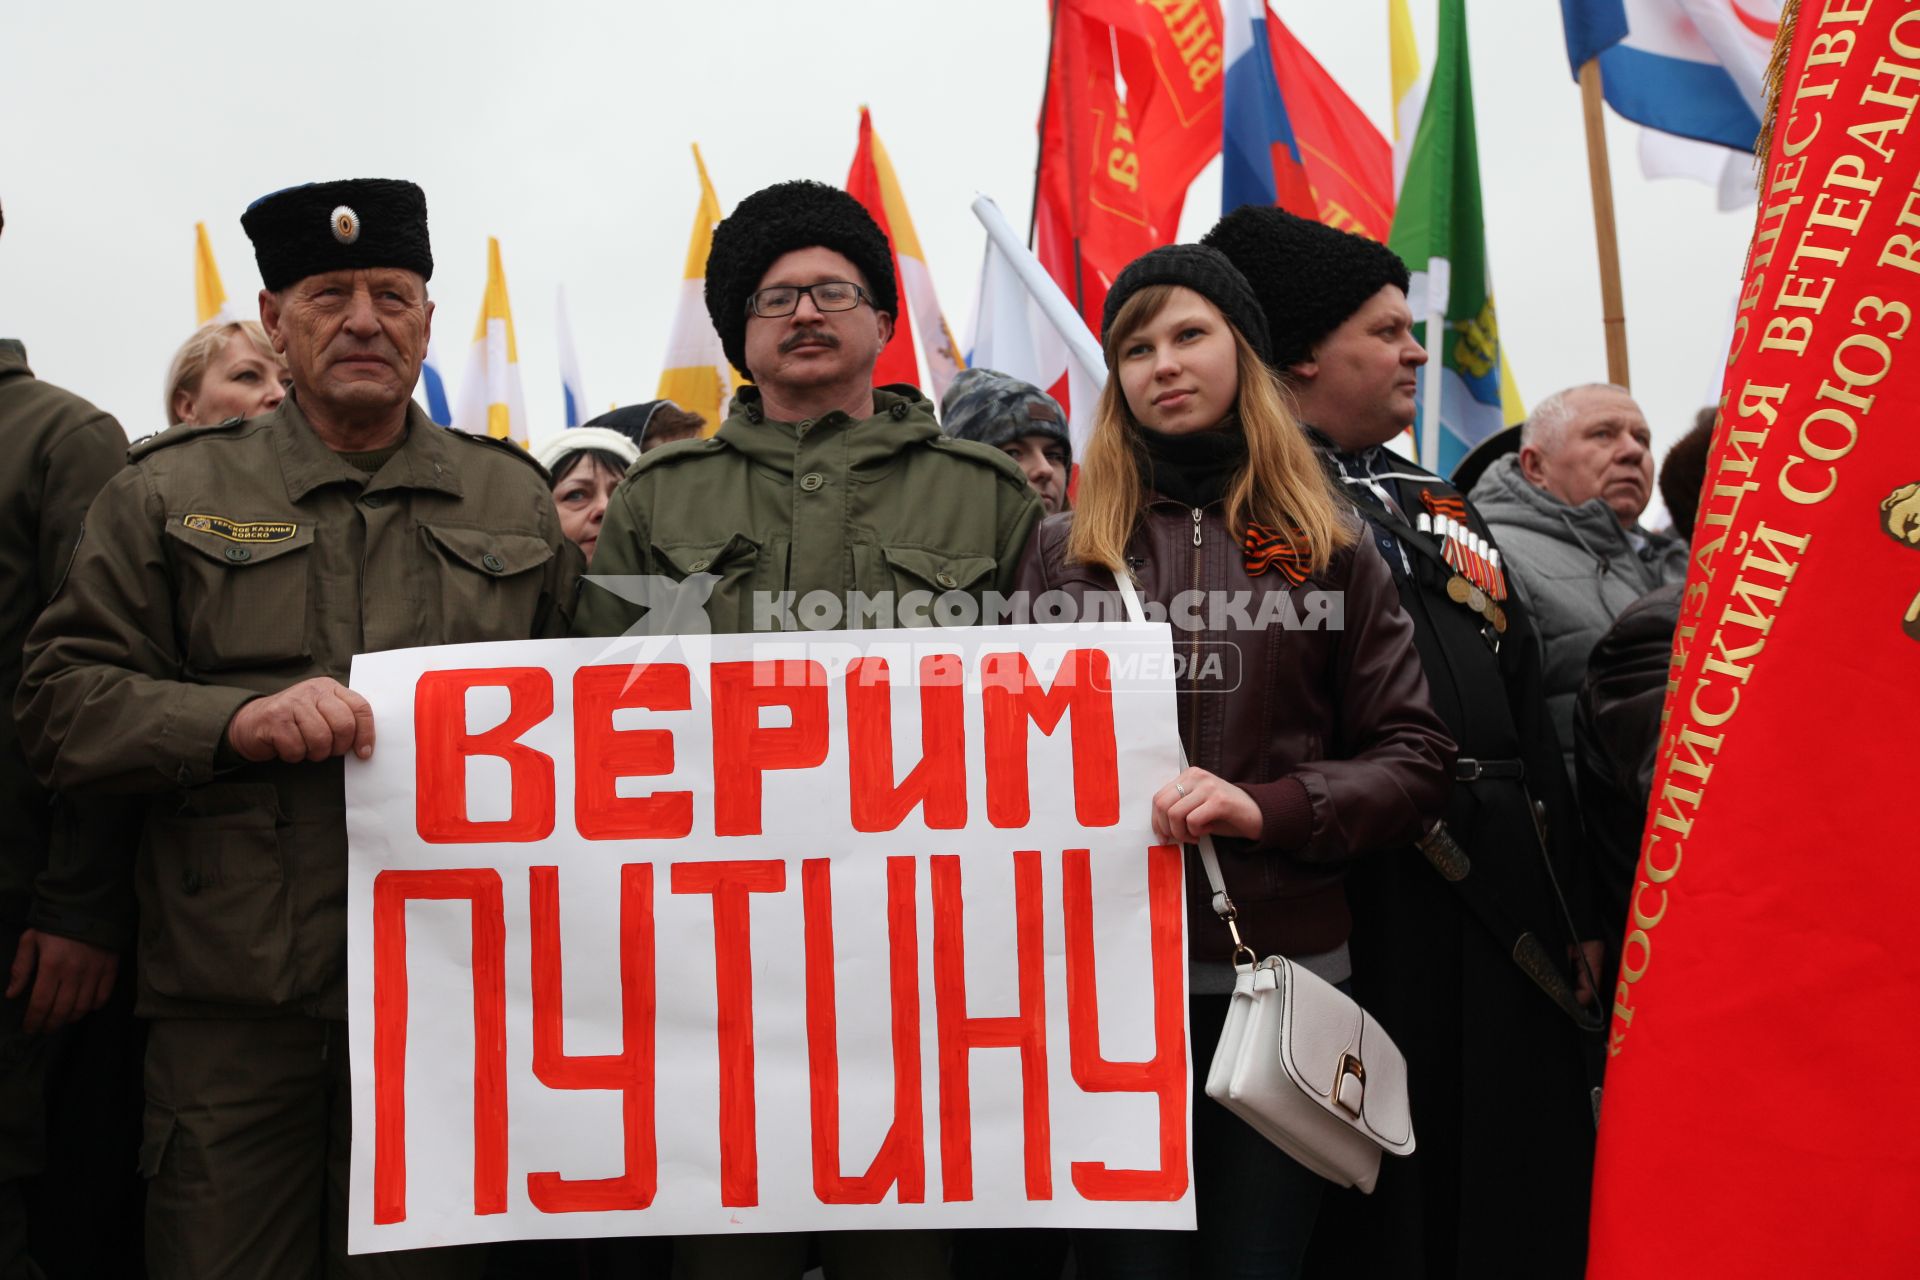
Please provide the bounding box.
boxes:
[1014,244,1454,1279]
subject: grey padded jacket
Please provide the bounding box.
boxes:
[1469,454,1687,784]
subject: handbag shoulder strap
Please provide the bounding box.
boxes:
[1112,566,1255,965]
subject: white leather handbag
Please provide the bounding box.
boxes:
[1112,569,1415,1193]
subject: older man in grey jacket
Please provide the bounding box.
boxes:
[1469,383,1687,785]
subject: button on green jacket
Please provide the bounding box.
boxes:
[15,397,584,1019]
[574,386,1043,636]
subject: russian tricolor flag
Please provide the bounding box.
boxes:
[1561,0,1779,151]
[1221,0,1316,218]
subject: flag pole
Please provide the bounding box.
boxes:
[971,195,1105,387]
[1578,58,1631,388]
[1419,262,1449,472]
[1028,0,1063,248]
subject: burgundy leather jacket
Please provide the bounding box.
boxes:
[1014,497,1455,960]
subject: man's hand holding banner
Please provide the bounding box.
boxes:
[345,622,1196,1251]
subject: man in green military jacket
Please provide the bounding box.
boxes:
[0,197,140,1277]
[16,178,581,1279]
[575,180,1040,644]
[575,181,1040,1280]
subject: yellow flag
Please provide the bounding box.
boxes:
[453,237,528,444]
[195,222,232,325]
[1498,352,1526,426]
[657,145,740,436]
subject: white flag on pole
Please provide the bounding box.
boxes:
[963,196,1106,461]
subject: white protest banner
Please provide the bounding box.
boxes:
[346,622,1193,1252]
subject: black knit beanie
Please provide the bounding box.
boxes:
[1100,244,1272,366]
[242,179,432,292]
[704,180,899,378]
[1201,204,1410,370]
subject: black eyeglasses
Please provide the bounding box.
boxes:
[747,281,872,318]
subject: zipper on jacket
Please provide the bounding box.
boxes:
[1187,508,1204,761]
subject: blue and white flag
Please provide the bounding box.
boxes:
[1220,0,1315,218]
[1560,0,1780,152]
[556,285,587,429]
[419,338,453,426]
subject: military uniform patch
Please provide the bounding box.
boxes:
[182,514,299,543]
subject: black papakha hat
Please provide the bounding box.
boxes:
[1202,204,1409,370]
[242,179,433,292]
[704,180,899,378]
[1100,243,1273,366]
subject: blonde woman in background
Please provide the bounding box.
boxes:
[162,319,289,427]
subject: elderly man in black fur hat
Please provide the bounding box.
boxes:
[19,178,581,1280]
[1203,205,1605,1280]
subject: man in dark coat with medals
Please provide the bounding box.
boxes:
[1205,206,1602,1278]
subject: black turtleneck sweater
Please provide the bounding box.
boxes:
[1136,420,1243,508]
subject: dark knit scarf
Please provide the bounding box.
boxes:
[1137,419,1314,584]
[1135,419,1245,509]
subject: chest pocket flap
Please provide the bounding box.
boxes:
[654,532,760,580]
[422,524,556,577]
[882,546,997,594]
[165,519,314,567]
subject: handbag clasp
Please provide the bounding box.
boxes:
[1334,1053,1366,1118]
[1224,911,1256,968]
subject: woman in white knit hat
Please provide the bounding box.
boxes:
[532,426,640,564]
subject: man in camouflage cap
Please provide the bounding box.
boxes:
[18,178,581,1279]
[940,367,1073,515]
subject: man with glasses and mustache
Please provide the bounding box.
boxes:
[17,178,580,1279]
[578,179,1039,646]
[575,180,1040,1279]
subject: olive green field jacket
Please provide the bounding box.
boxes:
[575,386,1043,636]
[15,397,583,1018]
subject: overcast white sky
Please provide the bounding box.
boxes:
[2,0,1751,489]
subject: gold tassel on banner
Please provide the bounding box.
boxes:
[1753,0,1804,180]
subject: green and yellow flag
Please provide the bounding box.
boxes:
[1388,0,1517,472]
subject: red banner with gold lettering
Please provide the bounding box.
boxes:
[1036,0,1160,329]
[1588,5,1920,1275]
[1034,0,1397,331]
[1267,13,1394,243]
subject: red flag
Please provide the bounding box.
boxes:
[1266,12,1394,243]
[1088,0,1230,239]
[845,107,918,390]
[1035,0,1157,329]
[1587,9,1920,1276]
